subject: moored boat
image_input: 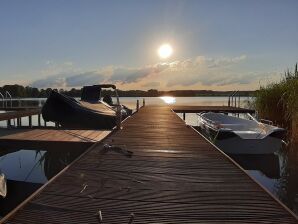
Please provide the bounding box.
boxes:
[42,84,132,129]
[197,112,286,154]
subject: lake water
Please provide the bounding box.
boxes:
[0,145,87,217]
[0,96,297,217]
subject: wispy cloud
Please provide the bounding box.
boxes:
[29,54,279,90]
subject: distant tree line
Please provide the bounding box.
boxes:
[0,84,255,98]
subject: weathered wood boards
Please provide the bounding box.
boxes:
[0,129,110,149]
[1,106,297,223]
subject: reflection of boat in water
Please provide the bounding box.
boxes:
[0,180,42,217]
[42,84,132,129]
[197,112,286,154]
[0,146,86,217]
[229,154,280,178]
[43,148,85,180]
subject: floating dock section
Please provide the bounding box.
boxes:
[0,129,110,149]
[1,106,297,223]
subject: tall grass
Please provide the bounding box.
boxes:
[254,64,298,129]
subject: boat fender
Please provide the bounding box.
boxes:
[0,172,7,198]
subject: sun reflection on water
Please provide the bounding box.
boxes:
[160,96,176,104]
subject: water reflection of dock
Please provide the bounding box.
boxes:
[229,154,280,179]
[1,106,296,223]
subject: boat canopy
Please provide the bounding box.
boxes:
[81,84,117,102]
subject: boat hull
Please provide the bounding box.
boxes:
[215,135,282,154]
[196,112,285,154]
[196,125,283,154]
[42,91,117,129]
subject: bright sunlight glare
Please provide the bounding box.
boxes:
[158,44,173,59]
[160,96,176,104]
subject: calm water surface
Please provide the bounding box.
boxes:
[0,96,297,216]
[0,146,86,217]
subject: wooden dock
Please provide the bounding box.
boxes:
[0,109,41,121]
[0,129,110,149]
[1,106,297,223]
[0,106,40,111]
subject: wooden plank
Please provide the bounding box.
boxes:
[1,106,297,223]
[0,109,41,121]
[0,129,111,149]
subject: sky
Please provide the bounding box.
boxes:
[0,0,298,91]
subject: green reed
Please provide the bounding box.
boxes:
[254,64,298,129]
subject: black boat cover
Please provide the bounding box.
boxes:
[42,90,117,129]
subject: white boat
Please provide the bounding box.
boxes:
[197,112,286,154]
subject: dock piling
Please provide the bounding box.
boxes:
[28,116,32,128]
[6,119,11,128]
[38,114,41,127]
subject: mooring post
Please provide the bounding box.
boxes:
[183,113,186,120]
[6,119,11,128]
[136,100,139,111]
[44,120,47,127]
[143,98,145,107]
[29,116,32,128]
[17,118,21,127]
[116,105,122,130]
[38,114,41,126]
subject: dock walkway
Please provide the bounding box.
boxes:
[0,129,110,149]
[2,106,297,223]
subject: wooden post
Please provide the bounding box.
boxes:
[6,119,11,128]
[17,118,21,127]
[183,113,186,120]
[143,98,145,107]
[116,105,122,130]
[29,116,32,128]
[136,100,139,111]
[44,120,47,127]
[38,114,41,127]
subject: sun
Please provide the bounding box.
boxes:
[158,44,173,59]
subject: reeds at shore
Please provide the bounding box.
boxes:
[254,64,298,139]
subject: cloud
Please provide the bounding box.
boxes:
[30,54,277,90]
[142,82,160,88]
[66,71,106,86]
[31,74,67,88]
[31,63,169,88]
